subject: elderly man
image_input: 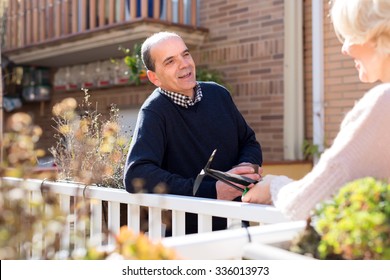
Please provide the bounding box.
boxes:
[124,31,262,234]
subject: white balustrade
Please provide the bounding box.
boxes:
[2,177,288,259]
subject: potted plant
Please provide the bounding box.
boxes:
[112,44,146,86]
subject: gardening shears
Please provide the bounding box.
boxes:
[193,149,260,196]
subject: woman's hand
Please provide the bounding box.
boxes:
[241,175,275,204]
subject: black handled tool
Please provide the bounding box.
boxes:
[193,149,259,196]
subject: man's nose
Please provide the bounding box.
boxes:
[178,56,190,68]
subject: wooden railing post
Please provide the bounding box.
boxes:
[47,0,54,39]
[32,0,39,43]
[130,0,136,19]
[54,0,61,37]
[81,0,87,31]
[108,0,114,24]
[63,0,70,35]
[12,0,19,47]
[178,0,184,24]
[25,0,32,45]
[89,0,96,29]
[39,0,45,41]
[191,0,197,26]
[71,0,77,33]
[98,0,105,27]
[119,0,126,22]
[18,0,26,47]
[166,0,172,22]
[153,0,160,19]
[141,0,147,18]
[5,0,12,48]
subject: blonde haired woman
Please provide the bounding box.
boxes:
[243,0,390,220]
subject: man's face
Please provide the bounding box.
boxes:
[147,36,197,97]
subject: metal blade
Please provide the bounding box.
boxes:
[192,149,217,196]
[193,169,205,196]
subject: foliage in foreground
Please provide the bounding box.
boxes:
[0,113,45,178]
[0,180,178,260]
[291,177,390,260]
[0,112,177,260]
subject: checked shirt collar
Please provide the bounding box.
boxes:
[159,83,202,108]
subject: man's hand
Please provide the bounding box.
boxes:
[216,164,262,200]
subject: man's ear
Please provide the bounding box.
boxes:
[147,70,161,87]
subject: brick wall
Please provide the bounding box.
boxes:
[303,0,376,149]
[194,0,285,161]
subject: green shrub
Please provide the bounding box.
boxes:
[291,177,390,259]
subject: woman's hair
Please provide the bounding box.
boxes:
[330,0,390,54]
[141,31,182,71]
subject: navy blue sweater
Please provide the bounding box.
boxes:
[124,82,262,198]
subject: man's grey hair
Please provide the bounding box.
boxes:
[141,31,182,71]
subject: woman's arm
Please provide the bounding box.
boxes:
[244,84,390,220]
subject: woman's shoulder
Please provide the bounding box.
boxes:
[366,83,390,99]
[356,83,390,109]
[340,83,390,128]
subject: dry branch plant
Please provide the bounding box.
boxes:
[49,89,130,188]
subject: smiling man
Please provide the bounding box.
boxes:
[123,32,262,235]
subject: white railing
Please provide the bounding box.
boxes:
[162,221,308,259]
[2,177,289,258]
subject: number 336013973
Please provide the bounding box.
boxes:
[215,266,269,276]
